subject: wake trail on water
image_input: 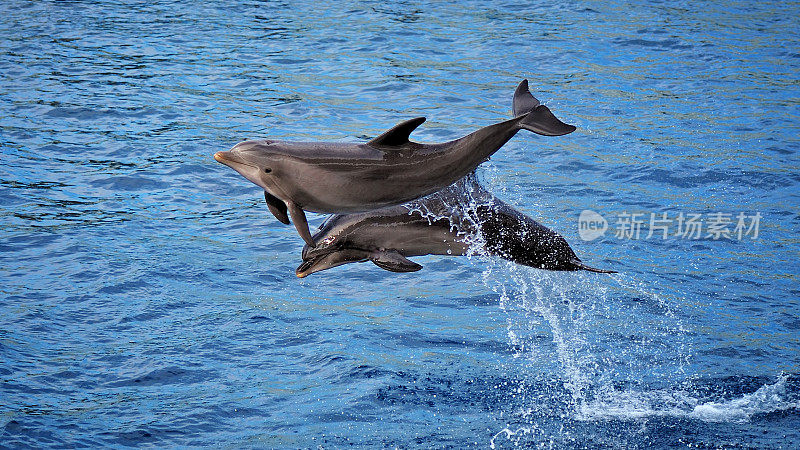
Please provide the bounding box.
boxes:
[407,175,798,447]
[484,265,798,448]
[488,260,798,424]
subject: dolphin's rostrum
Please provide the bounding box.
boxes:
[214,80,575,246]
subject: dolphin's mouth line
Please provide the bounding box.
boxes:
[295,259,316,277]
[299,250,332,267]
[296,254,333,277]
[296,245,350,277]
[214,150,277,194]
[213,151,258,169]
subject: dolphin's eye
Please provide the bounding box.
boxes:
[263,168,272,174]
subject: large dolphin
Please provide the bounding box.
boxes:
[295,176,615,277]
[214,80,575,247]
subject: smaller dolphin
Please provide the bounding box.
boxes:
[295,177,615,277]
[214,80,575,247]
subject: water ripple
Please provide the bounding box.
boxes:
[1,0,799,447]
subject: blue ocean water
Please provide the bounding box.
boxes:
[1,0,799,447]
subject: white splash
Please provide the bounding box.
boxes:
[490,425,559,450]
[690,374,798,422]
[408,173,796,448]
[575,373,798,423]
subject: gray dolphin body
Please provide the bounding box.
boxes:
[296,177,615,277]
[214,80,575,247]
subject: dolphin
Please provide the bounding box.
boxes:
[295,176,615,277]
[214,80,575,247]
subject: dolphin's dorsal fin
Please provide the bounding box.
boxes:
[367,117,426,148]
[370,250,423,273]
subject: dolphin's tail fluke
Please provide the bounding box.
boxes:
[569,259,617,274]
[512,79,576,136]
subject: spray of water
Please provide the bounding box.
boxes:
[408,174,797,447]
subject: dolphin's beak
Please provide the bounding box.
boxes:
[214,151,239,166]
[214,150,267,190]
[214,150,257,168]
[295,259,315,278]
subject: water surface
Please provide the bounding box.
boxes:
[1,0,799,447]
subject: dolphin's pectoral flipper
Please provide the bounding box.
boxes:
[367,117,426,148]
[512,79,576,136]
[369,250,423,273]
[264,191,290,225]
[287,201,315,247]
